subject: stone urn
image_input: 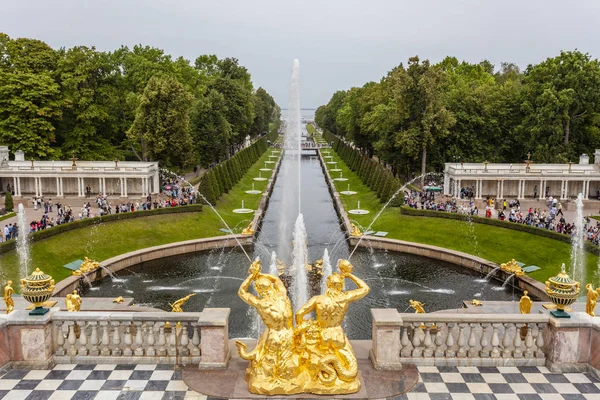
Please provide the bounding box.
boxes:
[545,263,580,318]
[20,268,55,315]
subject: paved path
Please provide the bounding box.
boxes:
[0,364,598,399]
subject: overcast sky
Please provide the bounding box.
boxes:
[2,0,600,108]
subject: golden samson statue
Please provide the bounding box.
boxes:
[236,258,369,396]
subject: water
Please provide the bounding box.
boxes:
[502,274,515,288]
[571,193,585,281]
[268,251,278,277]
[291,214,309,311]
[16,204,30,278]
[485,266,500,281]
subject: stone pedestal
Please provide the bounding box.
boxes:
[199,308,230,369]
[6,308,57,369]
[370,309,402,370]
[545,312,593,373]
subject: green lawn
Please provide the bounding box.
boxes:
[324,150,600,286]
[0,151,279,286]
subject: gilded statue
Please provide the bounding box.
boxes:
[65,290,82,312]
[409,299,426,313]
[500,259,525,276]
[236,258,369,395]
[4,280,14,314]
[170,294,195,312]
[112,296,124,303]
[236,259,302,395]
[350,223,362,237]
[295,259,369,394]
[73,257,100,276]
[241,222,254,235]
[471,299,483,306]
[586,284,600,317]
[520,291,532,314]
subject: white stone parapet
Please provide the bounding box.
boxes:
[52,308,230,368]
[371,309,550,369]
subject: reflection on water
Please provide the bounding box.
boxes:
[91,152,520,339]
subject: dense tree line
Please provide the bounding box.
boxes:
[0,33,280,169]
[316,51,600,182]
[198,137,268,204]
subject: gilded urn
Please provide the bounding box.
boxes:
[545,263,580,318]
[20,268,55,315]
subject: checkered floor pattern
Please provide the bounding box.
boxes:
[395,365,600,400]
[0,364,599,399]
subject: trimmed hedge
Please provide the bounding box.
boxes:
[198,137,268,205]
[399,206,600,256]
[0,204,203,256]
[324,129,398,204]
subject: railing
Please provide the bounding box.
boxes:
[52,309,229,367]
[371,309,549,369]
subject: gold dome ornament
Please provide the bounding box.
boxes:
[20,268,55,315]
[545,263,580,318]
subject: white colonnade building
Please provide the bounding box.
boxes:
[0,147,159,198]
[443,151,600,201]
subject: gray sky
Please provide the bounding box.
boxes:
[2,0,600,108]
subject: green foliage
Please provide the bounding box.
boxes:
[4,191,13,212]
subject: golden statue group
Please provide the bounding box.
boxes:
[236,258,369,395]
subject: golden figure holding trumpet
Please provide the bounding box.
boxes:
[236,258,369,395]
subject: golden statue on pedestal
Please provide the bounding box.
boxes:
[236,258,369,396]
[500,259,525,277]
[73,257,100,276]
[409,299,426,313]
[585,283,600,317]
[350,223,362,237]
[4,281,15,314]
[65,290,82,312]
[520,291,532,314]
[241,222,254,235]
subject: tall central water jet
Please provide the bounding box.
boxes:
[571,193,585,281]
[291,214,308,310]
[16,203,30,278]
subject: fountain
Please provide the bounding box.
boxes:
[348,201,369,215]
[340,183,357,196]
[330,162,342,172]
[16,203,30,278]
[260,162,272,172]
[268,251,278,277]
[253,171,267,181]
[334,172,348,182]
[571,193,585,281]
[232,200,254,214]
[290,214,309,311]
[245,183,262,195]
[320,248,333,294]
[485,266,501,281]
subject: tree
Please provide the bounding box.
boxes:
[190,89,231,166]
[127,75,194,167]
[4,191,13,212]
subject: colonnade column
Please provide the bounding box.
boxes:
[59,177,63,198]
[500,180,504,199]
[119,178,124,197]
[102,178,106,195]
[153,173,159,195]
[39,178,43,197]
[12,177,16,196]
[539,180,545,200]
[141,177,146,197]
[16,177,21,197]
[475,179,480,199]
[77,178,82,197]
[124,178,128,197]
[496,180,501,199]
[56,177,60,197]
[98,177,103,194]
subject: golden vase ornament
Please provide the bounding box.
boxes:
[21,268,55,315]
[545,263,580,318]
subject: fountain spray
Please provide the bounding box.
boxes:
[571,193,585,281]
[321,248,333,294]
[16,203,30,278]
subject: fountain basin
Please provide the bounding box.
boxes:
[259,168,272,172]
[334,178,348,182]
[340,191,357,195]
[348,209,370,215]
[253,177,268,181]
[326,162,337,165]
[232,208,254,214]
[265,161,276,164]
[245,190,263,195]
[330,168,342,172]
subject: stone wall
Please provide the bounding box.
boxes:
[248,149,283,238]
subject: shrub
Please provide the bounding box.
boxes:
[4,191,13,212]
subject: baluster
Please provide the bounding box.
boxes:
[423,325,434,357]
[411,323,423,357]
[480,323,490,358]
[513,323,523,358]
[457,324,467,357]
[179,325,190,357]
[535,323,545,358]
[501,323,512,358]
[400,325,412,357]
[445,323,456,357]
[134,322,144,356]
[157,324,167,356]
[434,323,446,357]
[168,325,178,356]
[190,324,200,357]
[146,322,156,356]
[89,322,99,356]
[123,324,133,357]
[491,324,501,358]
[55,322,66,356]
[68,323,77,356]
[524,325,534,358]
[100,321,111,356]
[467,323,479,357]
[78,321,88,356]
[111,321,122,356]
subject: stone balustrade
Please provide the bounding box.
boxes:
[371,309,550,370]
[52,308,229,368]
